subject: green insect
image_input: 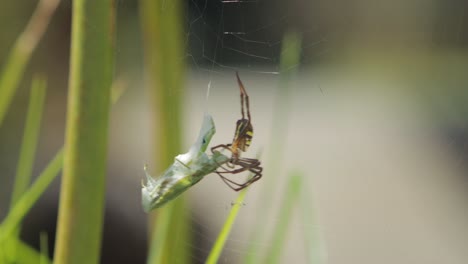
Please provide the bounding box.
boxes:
[141,115,230,212]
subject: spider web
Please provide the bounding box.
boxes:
[186,0,281,74]
[162,1,327,263]
[5,1,468,264]
[114,2,468,263]
[109,1,328,263]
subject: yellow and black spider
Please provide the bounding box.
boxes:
[211,72,263,191]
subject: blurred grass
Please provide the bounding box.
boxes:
[301,176,326,264]
[0,0,60,127]
[1,237,52,264]
[53,0,115,263]
[139,0,189,263]
[0,80,124,263]
[245,31,303,264]
[9,76,47,234]
[40,232,49,264]
[264,173,302,264]
[0,149,63,241]
[0,76,50,264]
[263,30,302,187]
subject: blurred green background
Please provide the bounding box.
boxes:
[1,0,468,263]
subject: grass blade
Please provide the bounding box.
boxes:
[245,31,302,264]
[1,237,52,264]
[263,30,302,200]
[4,75,47,261]
[0,79,123,240]
[53,0,115,263]
[0,0,60,126]
[139,0,188,263]
[40,232,49,264]
[10,76,47,223]
[0,149,63,240]
[206,188,249,264]
[263,172,302,264]
[0,80,124,263]
[301,177,327,264]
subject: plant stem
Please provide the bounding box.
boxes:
[5,76,46,258]
[139,1,189,263]
[53,0,115,263]
[2,237,52,264]
[206,187,249,264]
[1,149,63,240]
[0,80,123,263]
[10,76,47,222]
[301,180,326,264]
[0,81,122,241]
[245,31,302,264]
[263,172,302,264]
[0,0,60,126]
[40,232,49,264]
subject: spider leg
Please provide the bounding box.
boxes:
[216,166,262,191]
[241,167,262,190]
[215,157,263,191]
[211,144,236,170]
[240,89,245,120]
[244,90,251,122]
[236,72,251,121]
[216,166,262,184]
[211,144,232,154]
[214,157,261,175]
[216,162,237,172]
[215,163,249,175]
[216,171,247,191]
[236,157,261,167]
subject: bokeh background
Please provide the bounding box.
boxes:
[1,0,468,263]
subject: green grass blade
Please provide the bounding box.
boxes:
[0,80,123,263]
[40,232,50,264]
[0,79,123,241]
[0,0,60,126]
[4,75,47,261]
[1,237,52,264]
[146,205,173,264]
[263,172,302,264]
[264,30,302,195]
[301,178,327,264]
[147,201,190,264]
[0,149,63,240]
[206,188,249,264]
[245,31,302,264]
[139,0,188,263]
[53,0,115,263]
[0,80,122,263]
[10,76,47,215]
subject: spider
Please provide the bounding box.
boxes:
[211,72,263,191]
